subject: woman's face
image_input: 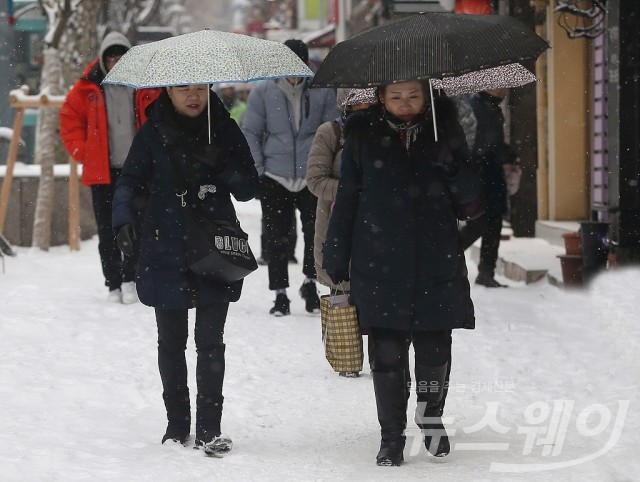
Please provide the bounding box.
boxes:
[379,81,425,121]
[167,85,209,117]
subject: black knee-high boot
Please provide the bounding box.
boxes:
[158,337,190,444]
[195,343,225,443]
[414,361,451,457]
[373,370,408,466]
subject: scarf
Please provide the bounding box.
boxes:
[384,110,427,150]
[152,89,209,147]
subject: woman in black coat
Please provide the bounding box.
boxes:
[112,85,258,455]
[323,80,484,466]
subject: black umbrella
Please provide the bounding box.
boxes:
[311,12,549,89]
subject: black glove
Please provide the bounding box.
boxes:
[116,224,137,257]
[428,142,459,177]
[327,269,350,285]
[192,143,226,175]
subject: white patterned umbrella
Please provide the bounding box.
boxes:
[430,63,537,96]
[102,30,314,88]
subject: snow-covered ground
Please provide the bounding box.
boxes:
[1,199,638,481]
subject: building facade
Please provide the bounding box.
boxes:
[531,0,639,262]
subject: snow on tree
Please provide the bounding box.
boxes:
[102,0,163,39]
[32,0,81,251]
[60,0,102,86]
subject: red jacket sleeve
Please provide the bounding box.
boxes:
[59,82,90,162]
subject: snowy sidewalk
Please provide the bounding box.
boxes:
[0,199,638,481]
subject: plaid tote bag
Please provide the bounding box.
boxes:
[320,291,363,373]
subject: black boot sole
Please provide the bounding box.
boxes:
[376,455,404,466]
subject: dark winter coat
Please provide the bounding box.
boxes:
[112,90,259,309]
[469,92,516,217]
[322,97,484,332]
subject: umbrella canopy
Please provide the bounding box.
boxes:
[311,12,549,90]
[103,29,314,88]
[431,63,537,96]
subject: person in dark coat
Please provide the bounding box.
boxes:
[112,85,258,455]
[459,88,520,287]
[323,80,484,466]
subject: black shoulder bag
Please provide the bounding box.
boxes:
[167,146,257,283]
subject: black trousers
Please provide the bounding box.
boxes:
[90,168,137,290]
[155,302,229,436]
[259,176,317,290]
[459,214,503,277]
[371,329,452,372]
[260,215,297,260]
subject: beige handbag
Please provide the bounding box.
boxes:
[320,290,363,373]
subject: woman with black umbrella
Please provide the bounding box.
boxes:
[323,80,485,466]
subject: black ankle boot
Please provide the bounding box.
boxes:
[415,361,451,457]
[373,370,408,466]
[376,433,405,466]
[422,420,450,457]
[475,272,507,287]
[161,389,191,445]
[162,422,190,445]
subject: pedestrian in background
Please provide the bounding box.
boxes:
[242,39,339,316]
[224,82,296,267]
[323,80,484,466]
[217,83,247,126]
[459,88,520,288]
[307,87,378,377]
[60,31,160,304]
[112,85,258,454]
[235,83,252,103]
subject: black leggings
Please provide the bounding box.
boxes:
[459,214,503,277]
[154,303,229,401]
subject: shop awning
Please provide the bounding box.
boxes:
[302,24,336,48]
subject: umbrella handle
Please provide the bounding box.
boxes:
[429,79,438,143]
[208,86,211,145]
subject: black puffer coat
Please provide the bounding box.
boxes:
[323,97,484,332]
[112,90,259,309]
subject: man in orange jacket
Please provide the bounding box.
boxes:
[60,31,160,303]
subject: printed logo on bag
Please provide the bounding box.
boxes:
[214,235,249,257]
[198,184,217,200]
